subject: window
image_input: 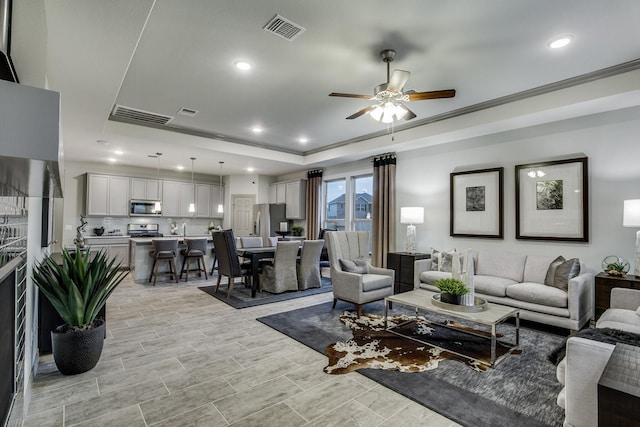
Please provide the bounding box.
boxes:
[325,179,346,231]
[351,175,372,236]
[323,173,373,235]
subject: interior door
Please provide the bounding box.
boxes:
[232,195,255,236]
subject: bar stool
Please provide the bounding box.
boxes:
[148,239,179,285]
[180,238,209,281]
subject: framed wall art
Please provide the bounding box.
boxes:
[515,157,588,242]
[450,167,504,238]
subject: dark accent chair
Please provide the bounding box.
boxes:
[318,228,336,274]
[212,230,251,297]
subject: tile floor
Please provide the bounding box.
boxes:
[23,273,461,426]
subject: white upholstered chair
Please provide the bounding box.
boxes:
[325,231,394,317]
[261,241,299,294]
[297,239,324,290]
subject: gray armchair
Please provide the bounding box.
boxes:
[325,231,394,317]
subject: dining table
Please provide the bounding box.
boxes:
[237,243,315,297]
[237,246,278,298]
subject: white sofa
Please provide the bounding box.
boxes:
[414,250,595,331]
[556,287,640,427]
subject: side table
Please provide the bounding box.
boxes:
[387,252,430,294]
[595,272,640,319]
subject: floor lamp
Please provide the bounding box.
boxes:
[400,207,424,253]
[623,199,640,276]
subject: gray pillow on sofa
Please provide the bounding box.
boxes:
[544,256,565,286]
[438,250,462,273]
[339,258,369,274]
[545,257,580,292]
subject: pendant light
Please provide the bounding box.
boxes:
[188,157,196,213]
[217,161,224,214]
[153,152,162,213]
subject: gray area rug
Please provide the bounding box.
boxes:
[257,300,566,427]
[199,276,332,309]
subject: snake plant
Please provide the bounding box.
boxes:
[32,248,128,332]
[434,277,470,296]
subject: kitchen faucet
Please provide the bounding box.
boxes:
[182,222,187,236]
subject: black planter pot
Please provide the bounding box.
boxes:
[51,319,105,375]
[440,293,463,305]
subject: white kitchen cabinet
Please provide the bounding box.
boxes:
[130,178,161,200]
[285,179,306,219]
[269,182,286,204]
[162,180,194,218]
[86,174,130,216]
[195,183,212,218]
[84,237,130,269]
[210,183,224,219]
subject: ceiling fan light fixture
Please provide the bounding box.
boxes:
[369,104,384,121]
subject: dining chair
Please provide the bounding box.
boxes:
[261,241,299,294]
[240,236,264,248]
[318,228,336,276]
[148,239,179,286]
[212,230,252,297]
[179,238,208,281]
[325,231,394,317]
[297,239,324,290]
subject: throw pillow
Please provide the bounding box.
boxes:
[339,258,368,274]
[430,248,440,271]
[550,258,580,292]
[544,256,566,286]
[438,250,461,273]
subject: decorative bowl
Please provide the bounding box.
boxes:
[601,255,630,277]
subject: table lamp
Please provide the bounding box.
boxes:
[623,199,640,276]
[400,207,424,253]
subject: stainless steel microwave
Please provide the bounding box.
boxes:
[130,200,162,216]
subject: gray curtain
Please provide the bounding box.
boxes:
[372,153,396,267]
[305,169,323,240]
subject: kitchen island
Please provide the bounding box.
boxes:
[130,235,214,283]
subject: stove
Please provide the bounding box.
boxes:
[127,223,163,238]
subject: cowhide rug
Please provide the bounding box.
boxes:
[324,312,518,374]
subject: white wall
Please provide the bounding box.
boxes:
[395,105,640,270]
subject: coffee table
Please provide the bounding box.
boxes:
[384,289,520,367]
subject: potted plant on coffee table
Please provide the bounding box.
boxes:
[32,248,128,375]
[434,277,469,305]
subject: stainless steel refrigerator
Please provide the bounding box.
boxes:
[254,204,288,240]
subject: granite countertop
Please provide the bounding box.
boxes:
[130,234,213,244]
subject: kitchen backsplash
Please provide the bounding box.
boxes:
[83,216,223,237]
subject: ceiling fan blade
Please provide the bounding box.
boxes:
[402,105,417,120]
[346,105,377,120]
[408,89,456,101]
[329,92,372,99]
[386,70,410,92]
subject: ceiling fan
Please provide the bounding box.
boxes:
[329,49,456,123]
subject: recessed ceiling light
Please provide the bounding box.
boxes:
[97,139,109,145]
[114,150,123,155]
[298,137,308,144]
[548,35,573,49]
[176,165,184,170]
[107,158,117,163]
[247,167,255,172]
[251,127,263,133]
[234,60,252,71]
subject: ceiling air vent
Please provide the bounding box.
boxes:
[111,105,173,125]
[177,107,198,117]
[263,14,306,41]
